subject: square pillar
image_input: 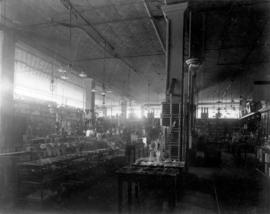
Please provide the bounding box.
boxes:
[162,2,188,161]
[84,78,95,126]
[0,29,17,204]
[0,30,16,152]
[84,78,95,111]
[121,100,127,120]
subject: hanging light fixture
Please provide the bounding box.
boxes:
[60,64,70,80]
[60,5,72,81]
[58,67,66,73]
[60,74,69,80]
[101,83,106,96]
[102,92,106,105]
[79,71,87,78]
[90,87,112,94]
[50,63,55,94]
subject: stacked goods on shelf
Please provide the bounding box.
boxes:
[23,136,126,161]
[18,136,125,202]
[257,147,263,162]
[161,102,181,160]
[259,108,270,142]
[14,100,56,138]
[13,99,128,202]
[14,99,85,141]
[255,108,270,177]
[56,106,84,136]
[256,146,270,177]
[193,119,239,166]
[196,119,239,143]
[161,102,171,127]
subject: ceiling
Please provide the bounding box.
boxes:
[4,0,166,104]
[189,0,270,103]
[3,0,270,105]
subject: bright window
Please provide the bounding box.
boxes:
[14,60,85,109]
[196,103,240,119]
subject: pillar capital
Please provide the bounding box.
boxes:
[0,30,15,152]
[162,2,188,16]
[185,58,201,68]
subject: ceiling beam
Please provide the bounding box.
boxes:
[73,52,164,62]
[87,16,163,26]
[73,0,149,10]
[190,0,270,12]
[22,16,164,29]
[217,60,270,66]
[205,43,270,51]
[143,0,165,53]
[198,101,240,105]
[0,22,133,99]
[59,0,140,75]
[240,20,268,65]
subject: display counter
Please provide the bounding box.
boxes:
[116,160,185,213]
[17,136,125,202]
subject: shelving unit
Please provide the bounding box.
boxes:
[161,102,182,160]
[257,146,270,177]
[255,108,270,177]
[14,99,84,139]
[196,119,239,143]
[17,138,124,202]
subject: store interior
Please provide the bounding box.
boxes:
[1,0,270,214]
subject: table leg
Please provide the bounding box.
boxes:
[128,181,132,213]
[167,177,176,210]
[41,183,44,201]
[132,147,136,163]
[118,177,123,213]
[135,182,139,200]
[177,174,183,201]
[172,177,177,208]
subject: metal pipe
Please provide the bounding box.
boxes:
[185,58,200,167]
[188,10,192,58]
[164,15,170,99]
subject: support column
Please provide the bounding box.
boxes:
[84,78,95,127]
[102,104,107,117]
[162,2,188,161]
[120,100,127,120]
[0,29,17,203]
[141,105,145,119]
[185,58,200,169]
[0,30,16,152]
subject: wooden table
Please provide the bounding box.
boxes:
[17,150,124,202]
[116,164,184,213]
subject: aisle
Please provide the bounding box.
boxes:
[1,152,269,214]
